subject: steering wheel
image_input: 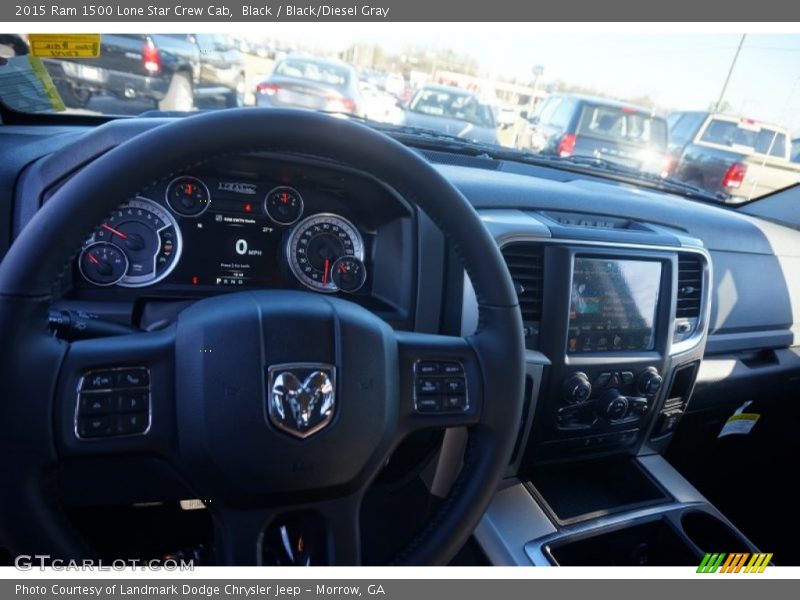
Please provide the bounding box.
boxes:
[0,109,525,565]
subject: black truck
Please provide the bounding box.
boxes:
[42,34,246,111]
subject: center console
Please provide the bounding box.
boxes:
[535,245,693,460]
[455,210,757,566]
[462,209,712,466]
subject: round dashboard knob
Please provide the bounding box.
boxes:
[597,389,629,421]
[638,368,663,396]
[563,372,592,404]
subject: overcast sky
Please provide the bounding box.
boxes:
[276,25,800,134]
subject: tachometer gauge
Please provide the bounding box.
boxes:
[331,256,367,293]
[265,186,304,225]
[88,196,183,287]
[78,242,129,287]
[287,213,364,293]
[166,175,211,217]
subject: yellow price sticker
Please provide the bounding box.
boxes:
[28,34,101,59]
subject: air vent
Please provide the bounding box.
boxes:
[501,243,544,347]
[676,254,703,319]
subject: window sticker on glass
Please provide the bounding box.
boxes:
[28,34,101,59]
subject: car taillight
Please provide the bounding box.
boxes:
[142,39,161,74]
[557,133,577,157]
[326,96,356,114]
[256,83,280,96]
[722,162,747,189]
[660,155,675,178]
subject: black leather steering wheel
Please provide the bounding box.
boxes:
[0,109,525,565]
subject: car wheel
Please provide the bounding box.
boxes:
[54,82,92,109]
[158,72,194,112]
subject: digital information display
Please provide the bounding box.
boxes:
[170,211,284,288]
[568,258,661,353]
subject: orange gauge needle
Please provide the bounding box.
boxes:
[102,223,128,239]
[87,254,99,265]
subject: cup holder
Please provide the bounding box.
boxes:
[680,510,750,554]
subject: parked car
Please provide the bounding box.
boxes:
[668,112,800,202]
[523,94,670,175]
[255,55,363,117]
[401,84,499,144]
[42,34,246,111]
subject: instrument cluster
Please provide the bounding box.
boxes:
[75,172,371,296]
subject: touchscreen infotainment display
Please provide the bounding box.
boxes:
[568,258,661,353]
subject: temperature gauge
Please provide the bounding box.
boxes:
[265,186,304,225]
[331,256,367,293]
[166,176,211,217]
[78,242,129,287]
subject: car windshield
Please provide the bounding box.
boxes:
[408,88,495,128]
[2,30,800,203]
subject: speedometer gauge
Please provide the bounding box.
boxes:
[287,213,364,293]
[85,196,183,288]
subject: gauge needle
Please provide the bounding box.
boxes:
[102,223,128,239]
[322,258,331,285]
[87,254,99,265]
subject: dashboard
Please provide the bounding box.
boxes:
[2,117,800,470]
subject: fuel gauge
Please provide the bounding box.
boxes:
[78,242,129,287]
[331,256,367,293]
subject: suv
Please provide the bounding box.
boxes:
[523,94,670,176]
[668,111,800,202]
[42,34,246,111]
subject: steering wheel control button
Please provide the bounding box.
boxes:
[416,397,443,413]
[444,378,466,394]
[413,360,468,414]
[441,362,464,375]
[443,395,466,410]
[116,368,149,388]
[76,367,151,440]
[417,378,441,394]
[81,370,115,391]
[77,416,115,438]
[118,391,149,413]
[417,362,441,375]
[78,394,115,416]
[116,412,149,435]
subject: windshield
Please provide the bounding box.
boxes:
[2,30,800,204]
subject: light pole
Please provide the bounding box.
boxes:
[715,34,746,113]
